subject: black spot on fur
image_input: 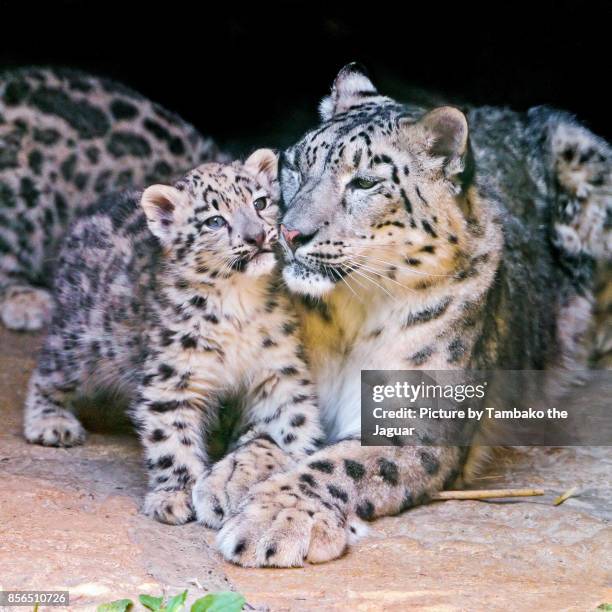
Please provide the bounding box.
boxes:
[30,86,110,138]
[421,220,438,238]
[419,451,440,475]
[28,150,43,175]
[356,500,375,520]
[403,297,452,328]
[150,429,168,442]
[378,458,399,485]
[299,473,317,487]
[110,99,139,120]
[108,132,152,158]
[448,338,466,363]
[309,460,334,474]
[282,321,297,335]
[410,346,434,366]
[399,490,414,512]
[180,334,197,349]
[265,544,277,560]
[3,79,31,105]
[290,414,306,427]
[234,539,247,556]
[327,485,348,503]
[33,127,61,145]
[158,363,175,380]
[149,400,184,413]
[189,295,207,308]
[156,454,174,469]
[344,459,366,481]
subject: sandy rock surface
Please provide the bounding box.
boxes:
[0,328,610,611]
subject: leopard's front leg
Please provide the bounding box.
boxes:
[133,366,211,525]
[216,440,461,567]
[192,360,323,529]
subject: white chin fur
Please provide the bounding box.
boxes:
[244,252,276,277]
[282,262,335,297]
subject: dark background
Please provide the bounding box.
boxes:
[1,1,610,153]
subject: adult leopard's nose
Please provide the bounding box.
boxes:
[280,224,301,252]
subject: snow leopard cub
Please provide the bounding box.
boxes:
[23,149,323,525]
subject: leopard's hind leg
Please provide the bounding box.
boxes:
[23,336,86,447]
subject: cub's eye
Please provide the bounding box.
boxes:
[351,177,379,190]
[204,216,227,229]
[253,197,268,211]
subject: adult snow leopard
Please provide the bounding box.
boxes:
[195,64,610,567]
[0,67,220,331]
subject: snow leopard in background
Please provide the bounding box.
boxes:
[0,66,222,331]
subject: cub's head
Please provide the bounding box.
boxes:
[279,64,477,298]
[141,149,279,279]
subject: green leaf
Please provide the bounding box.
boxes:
[191,591,246,612]
[165,590,188,612]
[139,594,165,611]
[597,605,612,611]
[97,599,133,612]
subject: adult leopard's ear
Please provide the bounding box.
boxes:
[418,107,469,167]
[244,148,279,195]
[408,106,473,187]
[319,62,379,120]
[140,184,189,243]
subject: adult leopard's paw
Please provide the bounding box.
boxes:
[215,475,365,567]
[192,437,296,530]
[143,488,195,525]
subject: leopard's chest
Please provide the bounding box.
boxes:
[299,289,398,441]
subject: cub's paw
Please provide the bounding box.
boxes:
[24,412,86,447]
[143,488,195,525]
[216,475,365,567]
[1,286,53,331]
[193,436,295,530]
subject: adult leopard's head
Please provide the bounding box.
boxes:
[279,64,478,298]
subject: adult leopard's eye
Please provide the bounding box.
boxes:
[253,197,268,211]
[204,215,227,229]
[351,177,379,190]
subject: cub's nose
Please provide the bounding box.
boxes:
[244,229,266,248]
[280,224,301,253]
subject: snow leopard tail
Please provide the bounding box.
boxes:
[527,106,611,259]
[530,107,611,367]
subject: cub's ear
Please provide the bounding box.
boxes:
[244,148,278,192]
[140,184,188,242]
[319,62,379,120]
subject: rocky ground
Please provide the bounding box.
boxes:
[0,327,610,611]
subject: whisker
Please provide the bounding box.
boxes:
[329,264,362,302]
[345,257,417,295]
[350,252,454,278]
[342,261,398,302]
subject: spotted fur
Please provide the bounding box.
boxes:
[216,64,611,567]
[0,66,221,330]
[22,151,323,525]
